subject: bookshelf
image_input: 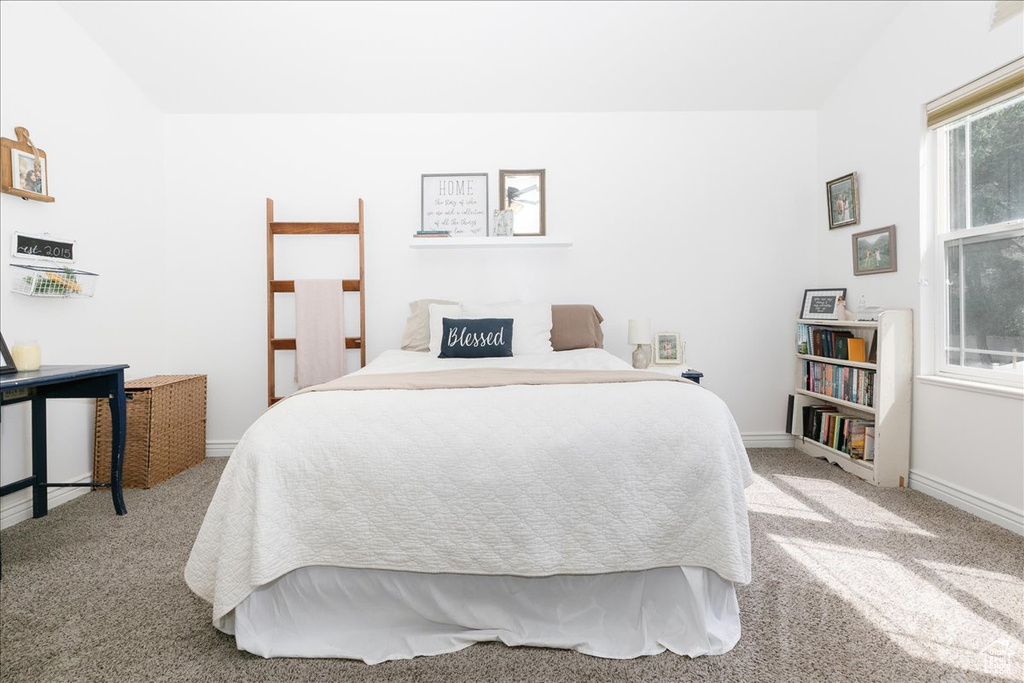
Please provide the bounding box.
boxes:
[790,310,913,487]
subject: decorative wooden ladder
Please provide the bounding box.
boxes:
[265,198,365,406]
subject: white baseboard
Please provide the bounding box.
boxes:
[0,471,93,530]
[909,469,1023,536]
[206,440,237,458]
[742,432,795,449]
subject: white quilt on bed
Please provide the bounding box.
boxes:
[185,349,753,622]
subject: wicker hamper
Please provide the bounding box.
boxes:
[94,375,207,489]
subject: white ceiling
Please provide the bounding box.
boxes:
[60,0,909,114]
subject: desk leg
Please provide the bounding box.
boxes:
[31,398,47,518]
[108,374,127,516]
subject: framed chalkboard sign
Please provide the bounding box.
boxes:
[11,232,75,263]
[801,288,847,320]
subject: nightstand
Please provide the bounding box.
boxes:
[644,365,704,384]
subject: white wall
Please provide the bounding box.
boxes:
[0,1,166,528]
[163,112,818,444]
[816,1,1024,531]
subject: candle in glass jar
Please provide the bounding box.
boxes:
[11,340,41,371]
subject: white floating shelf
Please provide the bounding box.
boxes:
[410,236,572,249]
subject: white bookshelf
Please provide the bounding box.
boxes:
[790,310,913,487]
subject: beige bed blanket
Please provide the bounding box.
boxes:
[294,367,694,396]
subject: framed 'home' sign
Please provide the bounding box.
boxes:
[421,173,489,236]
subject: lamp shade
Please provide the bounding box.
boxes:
[627,318,652,345]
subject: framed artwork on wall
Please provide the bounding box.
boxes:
[853,225,897,276]
[421,173,489,235]
[826,172,859,229]
[801,288,847,320]
[499,169,546,236]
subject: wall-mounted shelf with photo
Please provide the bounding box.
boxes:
[409,236,572,249]
[1,127,55,203]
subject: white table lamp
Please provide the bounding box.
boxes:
[628,319,652,369]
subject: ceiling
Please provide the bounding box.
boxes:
[60,1,909,114]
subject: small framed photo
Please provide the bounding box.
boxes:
[1,128,53,203]
[0,334,17,375]
[801,288,848,320]
[12,148,47,196]
[826,172,859,229]
[499,169,546,236]
[853,225,897,276]
[654,332,684,365]
[421,173,489,235]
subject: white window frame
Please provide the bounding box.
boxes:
[932,93,1024,388]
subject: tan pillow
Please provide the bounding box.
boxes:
[550,305,604,351]
[401,299,457,352]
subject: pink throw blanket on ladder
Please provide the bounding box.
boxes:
[294,280,345,389]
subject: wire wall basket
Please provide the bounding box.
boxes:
[10,263,98,298]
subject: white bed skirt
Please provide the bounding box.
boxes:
[217,565,741,664]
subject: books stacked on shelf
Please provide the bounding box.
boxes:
[796,324,871,362]
[801,405,875,459]
[414,230,452,238]
[801,360,875,407]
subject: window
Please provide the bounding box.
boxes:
[930,60,1024,386]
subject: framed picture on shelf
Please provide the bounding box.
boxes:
[499,169,546,236]
[826,172,859,229]
[0,127,52,202]
[421,173,489,236]
[853,225,897,276]
[653,332,684,365]
[0,334,17,375]
[801,288,847,320]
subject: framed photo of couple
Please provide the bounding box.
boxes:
[826,172,859,230]
[1,127,53,202]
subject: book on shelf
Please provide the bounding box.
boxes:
[414,230,452,238]
[801,360,875,407]
[863,426,876,461]
[797,324,860,360]
[847,338,867,362]
[835,336,849,361]
[800,404,874,458]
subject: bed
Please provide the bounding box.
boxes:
[185,303,753,663]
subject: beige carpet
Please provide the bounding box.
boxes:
[1,448,1021,682]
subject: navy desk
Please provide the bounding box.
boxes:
[0,365,129,518]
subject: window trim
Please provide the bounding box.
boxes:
[931,91,1024,388]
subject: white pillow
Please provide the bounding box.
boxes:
[460,302,553,355]
[428,303,463,354]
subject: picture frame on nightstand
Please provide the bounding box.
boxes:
[0,333,17,374]
[653,332,684,364]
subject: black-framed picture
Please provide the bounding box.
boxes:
[0,334,17,375]
[826,172,859,229]
[853,225,897,276]
[801,288,848,320]
[421,173,489,236]
[499,169,546,236]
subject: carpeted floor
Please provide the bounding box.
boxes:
[1,448,1021,682]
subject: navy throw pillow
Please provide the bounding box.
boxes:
[439,318,514,358]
